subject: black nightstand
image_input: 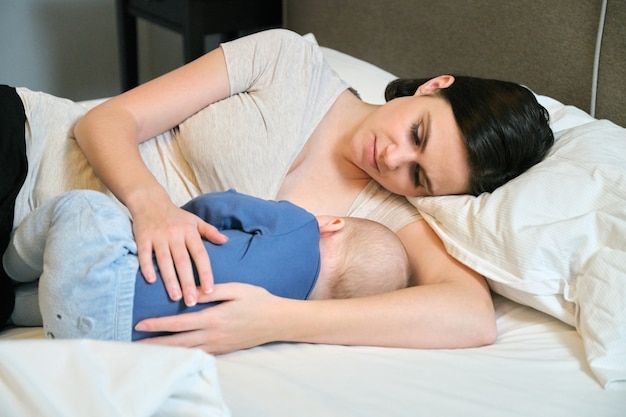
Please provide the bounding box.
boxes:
[116,0,283,91]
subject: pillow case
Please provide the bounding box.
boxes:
[412,114,626,390]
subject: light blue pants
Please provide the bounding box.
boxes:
[5,190,139,341]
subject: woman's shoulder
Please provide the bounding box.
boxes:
[249,28,310,43]
[239,28,315,48]
[222,28,318,62]
[221,28,330,95]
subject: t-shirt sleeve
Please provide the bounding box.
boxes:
[176,29,348,200]
[222,29,333,97]
[220,28,349,153]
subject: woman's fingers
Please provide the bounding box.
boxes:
[134,207,226,306]
[135,283,278,354]
[139,329,210,350]
[191,221,227,294]
[135,223,183,301]
[158,237,195,305]
[197,220,229,245]
[136,237,158,284]
[136,283,240,332]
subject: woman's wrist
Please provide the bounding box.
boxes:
[269,298,332,344]
[123,184,173,218]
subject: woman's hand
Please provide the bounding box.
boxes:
[135,283,282,354]
[132,199,228,307]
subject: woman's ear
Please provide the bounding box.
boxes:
[318,217,345,236]
[415,75,455,95]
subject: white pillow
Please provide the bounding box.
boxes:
[412,116,626,390]
[312,33,626,389]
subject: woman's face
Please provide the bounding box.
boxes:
[351,82,471,198]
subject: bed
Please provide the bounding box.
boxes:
[1,1,625,416]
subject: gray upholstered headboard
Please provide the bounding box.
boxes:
[284,0,625,127]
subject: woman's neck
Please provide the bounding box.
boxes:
[330,91,379,176]
[277,90,379,216]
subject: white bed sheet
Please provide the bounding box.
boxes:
[2,294,624,416]
[215,294,625,417]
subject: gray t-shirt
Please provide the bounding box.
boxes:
[15,29,420,232]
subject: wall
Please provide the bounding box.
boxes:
[1,0,117,100]
[0,0,206,101]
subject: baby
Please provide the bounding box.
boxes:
[4,190,410,341]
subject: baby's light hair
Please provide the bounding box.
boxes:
[328,217,410,299]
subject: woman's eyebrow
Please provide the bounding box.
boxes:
[420,113,434,195]
[420,112,431,152]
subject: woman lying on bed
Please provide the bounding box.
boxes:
[1,29,553,353]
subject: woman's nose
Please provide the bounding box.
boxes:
[383,143,416,171]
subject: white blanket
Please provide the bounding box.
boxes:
[0,336,230,417]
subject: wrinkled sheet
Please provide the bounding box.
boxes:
[2,293,625,417]
[215,294,626,417]
[0,336,230,417]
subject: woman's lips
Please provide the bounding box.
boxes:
[371,137,379,172]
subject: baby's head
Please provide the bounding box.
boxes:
[309,216,410,300]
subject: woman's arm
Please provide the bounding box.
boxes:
[135,219,497,353]
[73,47,231,307]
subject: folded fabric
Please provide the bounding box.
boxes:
[0,339,231,416]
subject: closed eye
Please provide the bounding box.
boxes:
[410,123,423,188]
[411,123,421,146]
[413,163,422,188]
